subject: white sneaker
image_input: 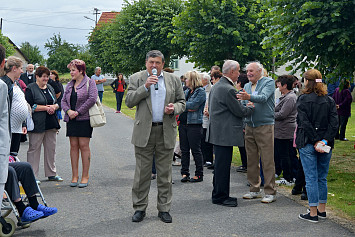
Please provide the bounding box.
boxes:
[172,161,181,166]
[276,178,294,186]
[261,195,276,203]
[243,191,262,199]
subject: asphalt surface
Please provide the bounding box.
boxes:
[10,106,354,237]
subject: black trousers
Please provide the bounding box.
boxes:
[294,156,306,193]
[201,128,214,164]
[115,91,125,111]
[336,115,349,139]
[10,133,22,155]
[238,146,247,167]
[5,162,39,201]
[212,145,233,203]
[179,124,204,177]
[274,138,293,182]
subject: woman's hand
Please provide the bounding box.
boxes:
[46,105,56,115]
[314,141,326,153]
[67,110,79,120]
[22,127,27,135]
[204,109,209,117]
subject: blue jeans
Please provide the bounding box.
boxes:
[299,144,332,206]
[98,91,104,103]
[115,92,124,111]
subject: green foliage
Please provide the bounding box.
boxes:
[45,33,79,73]
[171,0,271,71]
[261,0,355,81]
[19,42,45,65]
[0,31,15,57]
[89,0,183,75]
[76,45,96,76]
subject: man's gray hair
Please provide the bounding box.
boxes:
[201,73,211,81]
[95,67,101,72]
[222,60,239,74]
[245,61,264,71]
[146,50,165,62]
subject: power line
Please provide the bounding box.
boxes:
[0,7,91,14]
[3,19,92,31]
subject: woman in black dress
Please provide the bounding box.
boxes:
[61,59,97,188]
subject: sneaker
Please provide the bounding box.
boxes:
[204,162,212,167]
[299,212,318,223]
[276,178,294,186]
[115,111,119,113]
[236,165,247,173]
[172,161,181,166]
[243,192,262,199]
[37,204,57,217]
[307,209,326,219]
[48,175,63,182]
[261,195,276,203]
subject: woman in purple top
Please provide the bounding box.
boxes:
[332,80,352,141]
[61,59,98,188]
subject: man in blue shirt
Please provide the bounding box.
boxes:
[91,67,106,102]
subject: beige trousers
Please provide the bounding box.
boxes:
[245,124,276,195]
[27,129,57,177]
[132,125,173,212]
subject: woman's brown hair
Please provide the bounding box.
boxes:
[302,69,327,96]
[50,70,59,81]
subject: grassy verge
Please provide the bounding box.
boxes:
[102,88,355,220]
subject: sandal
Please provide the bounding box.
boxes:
[21,207,44,223]
[37,204,57,217]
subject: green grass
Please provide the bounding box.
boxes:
[102,90,355,220]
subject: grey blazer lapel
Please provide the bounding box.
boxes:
[164,72,172,106]
[141,72,152,114]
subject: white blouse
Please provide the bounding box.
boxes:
[10,84,28,133]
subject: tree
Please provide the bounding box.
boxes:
[260,0,355,81]
[89,0,183,75]
[45,33,79,73]
[0,31,15,57]
[76,45,96,76]
[19,42,45,65]
[171,0,271,71]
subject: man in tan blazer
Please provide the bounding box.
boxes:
[126,50,185,223]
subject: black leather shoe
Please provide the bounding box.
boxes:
[292,187,302,195]
[158,212,172,223]
[189,176,203,182]
[132,211,146,222]
[207,164,214,170]
[213,197,238,207]
[340,138,349,141]
[181,176,190,182]
[301,192,308,200]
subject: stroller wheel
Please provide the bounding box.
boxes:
[0,217,15,237]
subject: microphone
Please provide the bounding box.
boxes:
[152,68,158,90]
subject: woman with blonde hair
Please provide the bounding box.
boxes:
[178,71,206,182]
[0,57,28,158]
[296,69,338,223]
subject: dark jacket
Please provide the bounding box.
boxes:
[332,88,352,117]
[110,79,127,92]
[206,77,253,146]
[25,83,58,133]
[20,72,35,86]
[296,93,338,149]
[0,75,14,108]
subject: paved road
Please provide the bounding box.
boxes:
[11,106,354,237]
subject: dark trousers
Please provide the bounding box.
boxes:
[179,124,204,177]
[10,133,22,155]
[238,146,247,167]
[336,115,349,139]
[98,91,103,103]
[212,145,233,203]
[294,156,306,193]
[5,162,39,201]
[115,91,125,111]
[201,128,213,164]
[274,138,293,182]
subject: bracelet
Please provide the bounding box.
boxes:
[321,139,328,145]
[32,104,37,112]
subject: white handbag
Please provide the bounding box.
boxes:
[86,80,106,128]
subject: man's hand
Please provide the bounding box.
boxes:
[236,89,251,100]
[145,75,158,89]
[164,103,174,115]
[246,101,254,108]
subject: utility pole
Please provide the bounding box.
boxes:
[93,8,100,26]
[0,18,3,32]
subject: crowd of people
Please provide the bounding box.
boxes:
[0,46,352,228]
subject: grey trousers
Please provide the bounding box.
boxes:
[132,125,173,212]
[5,162,39,201]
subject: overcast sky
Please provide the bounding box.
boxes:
[1,0,124,57]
